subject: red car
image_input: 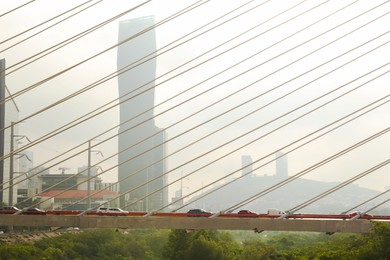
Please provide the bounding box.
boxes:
[237,210,258,218]
[0,206,20,214]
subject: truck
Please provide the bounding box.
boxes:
[267,208,286,215]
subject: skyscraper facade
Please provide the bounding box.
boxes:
[117,16,167,211]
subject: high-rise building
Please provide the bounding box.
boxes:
[275,151,288,179]
[117,16,167,211]
[0,59,20,205]
[241,155,253,176]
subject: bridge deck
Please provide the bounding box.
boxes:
[0,215,375,233]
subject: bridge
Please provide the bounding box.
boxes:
[0,1,389,233]
[0,215,374,234]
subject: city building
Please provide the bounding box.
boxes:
[117,16,168,211]
[36,172,119,210]
[38,189,119,210]
[77,166,103,190]
[37,173,102,193]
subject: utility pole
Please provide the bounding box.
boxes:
[87,140,91,209]
[8,122,14,206]
[146,168,149,211]
[87,140,103,209]
[0,59,5,203]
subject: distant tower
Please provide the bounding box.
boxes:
[275,151,288,178]
[241,155,253,176]
[117,16,167,211]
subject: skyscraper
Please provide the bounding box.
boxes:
[275,151,288,179]
[241,155,253,176]
[117,16,167,211]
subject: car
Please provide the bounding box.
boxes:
[237,210,258,217]
[0,206,20,214]
[22,208,47,215]
[66,227,80,231]
[267,208,286,215]
[187,209,213,217]
[349,211,374,219]
[96,207,128,216]
[1,206,20,211]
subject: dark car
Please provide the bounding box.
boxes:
[237,210,258,217]
[187,209,213,217]
[22,208,47,215]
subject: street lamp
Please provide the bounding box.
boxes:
[8,122,31,206]
[87,140,103,209]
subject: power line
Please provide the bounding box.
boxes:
[0,0,151,74]
[4,2,388,214]
[283,158,390,216]
[0,0,306,161]
[94,61,390,213]
[0,0,368,161]
[9,0,282,206]
[172,68,390,214]
[122,41,390,211]
[6,0,219,203]
[220,124,390,216]
[4,1,388,209]
[0,0,103,48]
[342,188,390,214]
[1,0,206,100]
[351,197,390,220]
[3,0,354,197]
[0,0,36,18]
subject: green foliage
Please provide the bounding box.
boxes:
[162,229,240,260]
[241,239,277,260]
[0,223,389,259]
[354,222,390,260]
[34,229,159,259]
[162,229,191,259]
[0,243,40,259]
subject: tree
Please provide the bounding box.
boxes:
[162,229,190,260]
[241,239,277,260]
[186,236,225,260]
[162,229,240,260]
[0,244,41,259]
[355,222,390,259]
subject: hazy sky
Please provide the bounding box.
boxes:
[1,0,389,202]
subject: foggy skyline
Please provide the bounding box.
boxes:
[0,0,389,208]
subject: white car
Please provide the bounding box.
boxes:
[96,207,128,216]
